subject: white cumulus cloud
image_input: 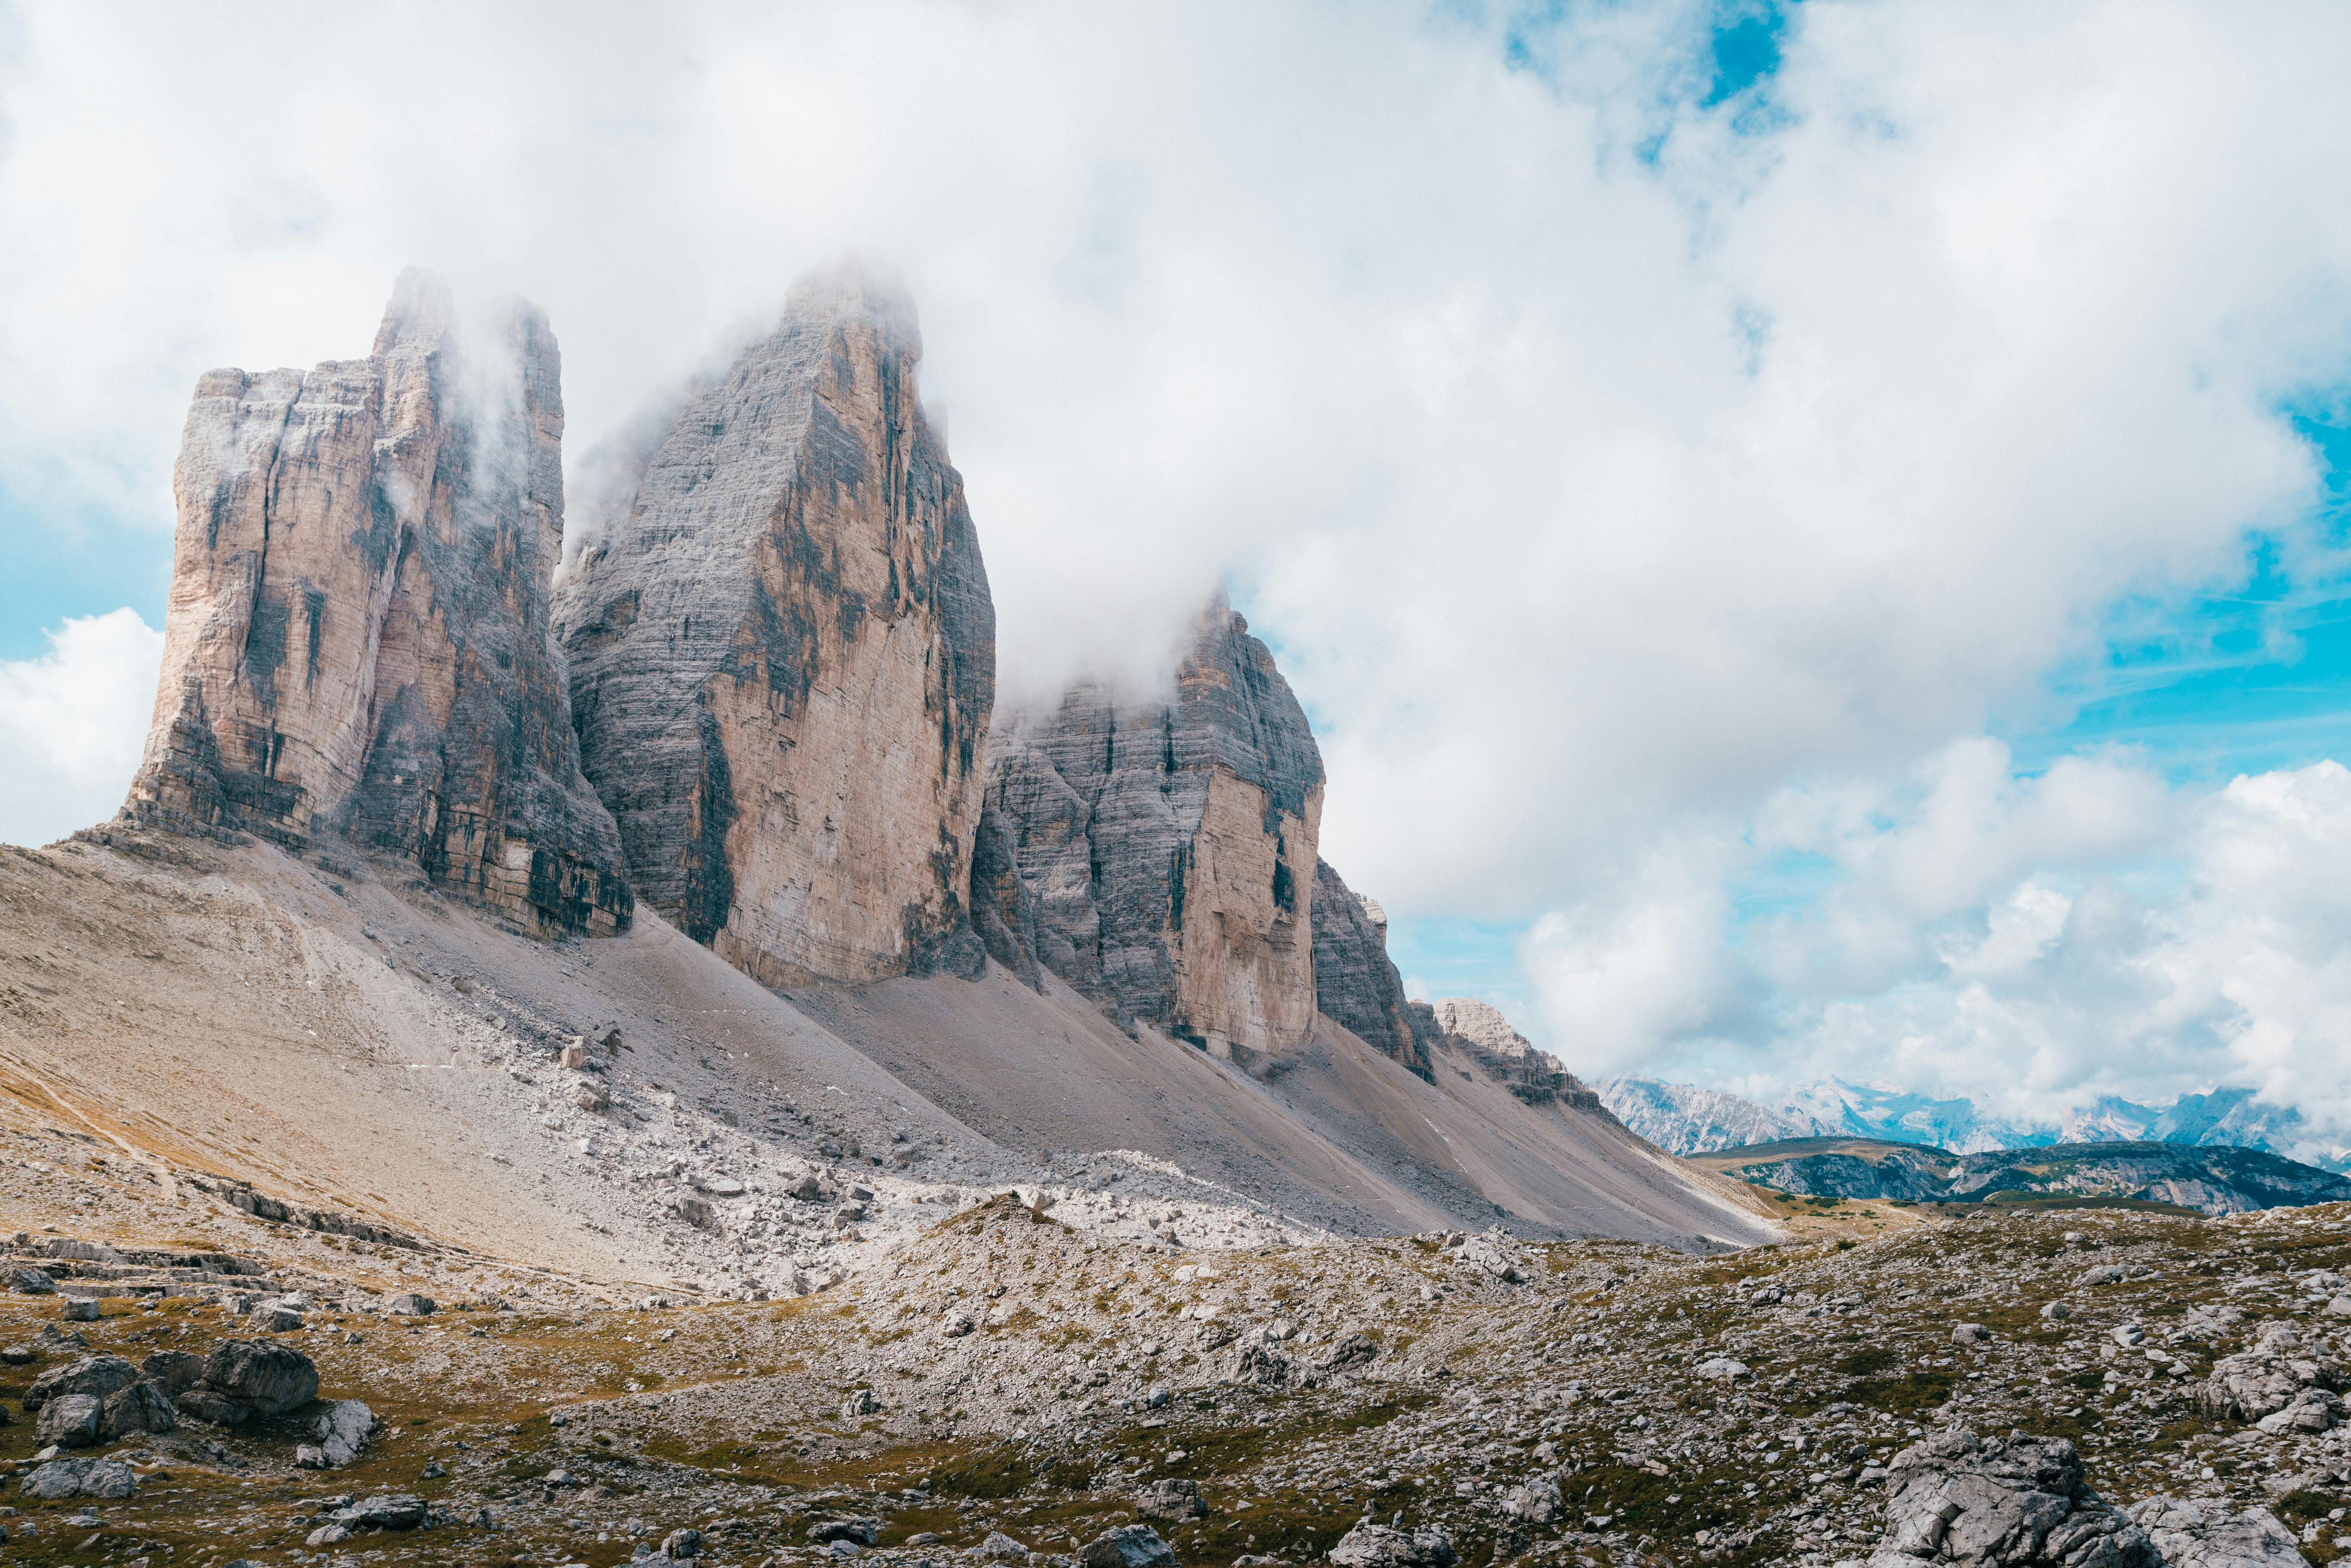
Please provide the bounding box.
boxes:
[0,610,165,848]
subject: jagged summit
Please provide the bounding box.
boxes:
[123,268,631,935]
[973,596,1325,1061]
[555,265,995,986]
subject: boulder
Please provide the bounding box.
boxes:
[20,1455,135,1500]
[1865,1428,2155,1566]
[2126,1496,2307,1566]
[8,1266,55,1294]
[1696,1356,1751,1382]
[195,1338,320,1418]
[1954,1323,1992,1345]
[979,1532,1032,1561]
[384,1293,436,1316]
[1326,1523,1456,1568]
[311,1399,377,1466]
[34,1392,103,1448]
[1079,1525,1179,1568]
[663,1528,705,1559]
[1321,1332,1380,1371]
[807,1519,882,1545]
[61,1297,100,1322]
[1136,1479,1207,1522]
[24,1352,137,1410]
[1502,1476,1562,1523]
[840,1388,878,1418]
[99,1379,176,1439]
[336,1494,429,1531]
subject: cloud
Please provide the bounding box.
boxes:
[0,609,164,848]
[1544,752,2351,1161]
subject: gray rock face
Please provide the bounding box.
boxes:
[1866,1428,2155,1566]
[2125,1496,2309,1566]
[1309,859,1429,1079]
[557,266,995,986]
[974,598,1324,1058]
[123,270,631,936]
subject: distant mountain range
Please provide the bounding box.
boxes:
[1595,1074,2351,1174]
[1682,1136,2351,1216]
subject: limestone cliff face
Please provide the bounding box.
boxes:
[1310,859,1431,1079]
[554,270,995,986]
[975,600,1324,1058]
[1412,997,1598,1107]
[125,271,632,936]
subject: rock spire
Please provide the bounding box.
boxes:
[554,266,996,985]
[124,270,631,935]
[973,598,1325,1059]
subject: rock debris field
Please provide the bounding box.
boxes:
[2,1169,2350,1567]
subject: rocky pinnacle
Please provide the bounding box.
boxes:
[974,597,1325,1060]
[555,266,996,985]
[123,270,632,936]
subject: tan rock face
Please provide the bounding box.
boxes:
[555,269,995,985]
[975,599,1323,1059]
[124,271,631,936]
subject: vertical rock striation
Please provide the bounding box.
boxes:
[1310,859,1431,1079]
[974,599,1324,1058]
[554,268,995,985]
[124,271,631,935]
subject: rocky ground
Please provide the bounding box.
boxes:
[1,1166,2347,1568]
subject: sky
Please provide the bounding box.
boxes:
[5,0,2351,1157]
